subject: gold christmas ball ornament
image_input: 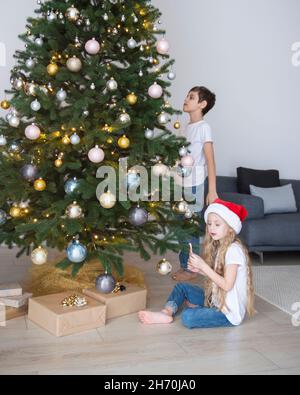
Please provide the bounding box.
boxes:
[174,121,181,130]
[1,100,10,110]
[106,137,114,145]
[118,135,130,149]
[156,259,173,276]
[9,206,22,218]
[126,93,138,105]
[47,63,59,76]
[55,158,63,168]
[62,135,71,145]
[34,178,47,192]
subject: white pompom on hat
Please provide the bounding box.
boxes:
[204,199,248,234]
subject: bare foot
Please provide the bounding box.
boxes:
[186,301,199,308]
[172,271,198,282]
[138,311,173,325]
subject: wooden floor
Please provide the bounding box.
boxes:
[0,247,300,375]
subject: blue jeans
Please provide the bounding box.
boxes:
[165,283,233,329]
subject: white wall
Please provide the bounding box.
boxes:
[1,0,300,179]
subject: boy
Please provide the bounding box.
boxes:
[173,86,218,281]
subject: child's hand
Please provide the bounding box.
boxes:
[188,243,208,275]
[206,191,219,205]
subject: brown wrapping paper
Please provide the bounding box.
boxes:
[83,283,147,320]
[28,292,106,337]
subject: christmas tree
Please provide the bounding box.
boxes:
[0,0,200,277]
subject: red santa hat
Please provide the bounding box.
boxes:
[204,199,248,234]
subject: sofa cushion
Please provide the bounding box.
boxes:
[250,184,297,215]
[219,192,264,220]
[240,213,300,247]
[237,167,280,194]
[281,180,300,212]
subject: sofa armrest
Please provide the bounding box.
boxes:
[219,192,264,220]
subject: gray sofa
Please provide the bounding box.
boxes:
[205,176,300,263]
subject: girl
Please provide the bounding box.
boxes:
[138,199,255,328]
[173,86,218,282]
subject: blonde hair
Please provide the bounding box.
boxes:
[203,225,255,318]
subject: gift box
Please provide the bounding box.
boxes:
[28,292,106,337]
[0,283,22,297]
[5,305,28,321]
[0,292,32,308]
[83,283,147,320]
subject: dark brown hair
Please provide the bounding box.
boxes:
[190,86,216,115]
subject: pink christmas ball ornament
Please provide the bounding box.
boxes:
[156,38,170,55]
[181,155,194,167]
[148,83,163,99]
[25,124,41,140]
[88,146,105,163]
[85,38,101,55]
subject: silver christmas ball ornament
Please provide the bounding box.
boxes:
[129,207,148,226]
[21,164,38,181]
[64,177,80,195]
[0,209,7,226]
[95,273,116,294]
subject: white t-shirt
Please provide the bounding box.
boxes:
[174,120,213,187]
[212,243,248,326]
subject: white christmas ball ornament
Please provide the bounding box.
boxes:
[31,246,48,265]
[185,209,193,219]
[181,155,194,167]
[156,259,172,275]
[127,37,137,49]
[167,71,176,81]
[9,116,20,128]
[88,145,105,163]
[35,37,43,47]
[145,129,154,139]
[148,83,163,99]
[25,124,41,140]
[177,200,189,213]
[47,11,57,22]
[85,38,101,55]
[158,112,170,125]
[156,38,170,55]
[70,133,81,145]
[119,112,131,124]
[26,58,36,69]
[106,78,118,91]
[179,146,188,157]
[67,56,82,72]
[66,202,83,219]
[153,163,169,177]
[56,88,67,102]
[0,135,7,146]
[30,99,41,112]
[99,191,117,209]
